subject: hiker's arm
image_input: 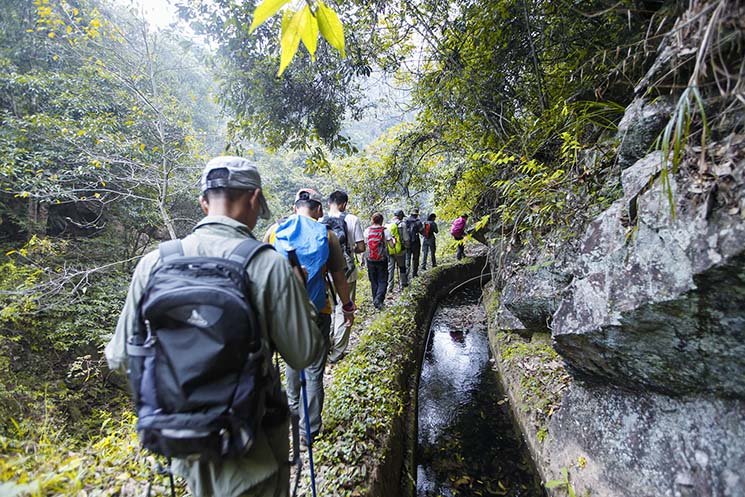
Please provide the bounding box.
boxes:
[351,217,366,253]
[105,251,158,372]
[327,232,355,327]
[330,269,354,327]
[266,255,322,370]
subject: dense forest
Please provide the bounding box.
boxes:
[1,0,743,494]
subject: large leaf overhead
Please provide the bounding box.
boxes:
[249,0,290,33]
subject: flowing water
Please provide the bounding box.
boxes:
[416,285,545,497]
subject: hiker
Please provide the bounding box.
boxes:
[105,156,323,497]
[322,190,365,364]
[264,188,355,446]
[420,212,438,270]
[364,212,395,309]
[405,208,423,279]
[451,213,468,260]
[387,209,409,293]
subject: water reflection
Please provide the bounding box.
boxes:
[416,286,545,497]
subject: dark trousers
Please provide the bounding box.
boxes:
[455,238,465,260]
[406,244,421,278]
[367,260,388,307]
[421,240,436,269]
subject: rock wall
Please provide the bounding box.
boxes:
[486,1,745,495]
[488,283,745,497]
[552,147,745,397]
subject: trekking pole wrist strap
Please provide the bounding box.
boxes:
[342,301,355,313]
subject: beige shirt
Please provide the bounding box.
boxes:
[105,215,322,497]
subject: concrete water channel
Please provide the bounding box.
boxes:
[416,284,545,497]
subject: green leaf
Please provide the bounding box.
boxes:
[544,479,566,489]
[249,0,291,33]
[316,1,345,57]
[278,7,310,77]
[301,9,319,61]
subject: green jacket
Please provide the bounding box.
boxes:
[105,215,322,497]
[387,221,404,255]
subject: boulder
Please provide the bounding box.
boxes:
[615,96,674,170]
[552,141,745,398]
[501,256,571,335]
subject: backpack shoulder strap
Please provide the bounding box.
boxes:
[158,239,184,263]
[229,237,274,267]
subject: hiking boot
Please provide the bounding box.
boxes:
[300,429,320,448]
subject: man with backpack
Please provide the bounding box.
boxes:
[264,188,354,447]
[405,208,423,279]
[364,212,395,309]
[421,212,439,270]
[105,156,323,497]
[387,209,409,293]
[451,213,469,260]
[321,190,365,363]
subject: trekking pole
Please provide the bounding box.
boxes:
[286,248,318,497]
[300,369,318,497]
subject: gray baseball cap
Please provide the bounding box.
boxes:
[200,156,271,220]
[294,188,324,205]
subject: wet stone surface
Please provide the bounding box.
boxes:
[417,285,545,497]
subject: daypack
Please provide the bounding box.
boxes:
[366,225,387,261]
[406,218,421,244]
[387,222,403,256]
[424,222,432,238]
[320,213,355,278]
[271,214,329,312]
[127,238,281,462]
[450,217,466,239]
[396,219,410,248]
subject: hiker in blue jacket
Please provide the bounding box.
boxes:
[264,188,355,446]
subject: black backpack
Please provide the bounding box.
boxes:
[406,218,421,244]
[321,213,348,250]
[320,213,355,277]
[126,238,284,461]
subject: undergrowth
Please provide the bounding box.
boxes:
[0,410,180,497]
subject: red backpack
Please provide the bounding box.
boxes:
[367,225,387,261]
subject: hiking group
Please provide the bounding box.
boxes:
[362,207,443,310]
[105,155,467,497]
